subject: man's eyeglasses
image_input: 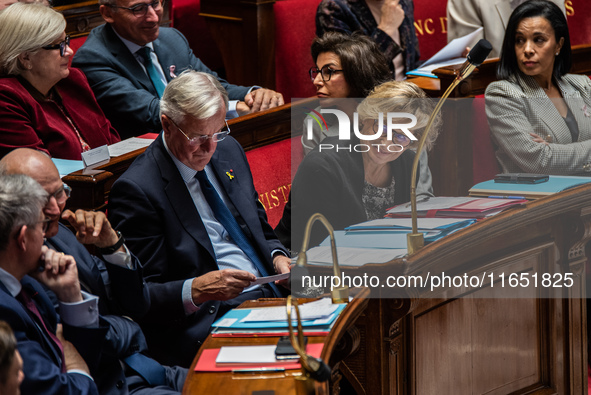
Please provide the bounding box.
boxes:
[48,183,71,205]
[37,218,53,234]
[309,65,343,82]
[42,35,70,57]
[372,119,412,147]
[106,0,162,17]
[171,118,231,147]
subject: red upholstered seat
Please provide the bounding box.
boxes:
[245,137,303,228]
[566,0,591,46]
[413,0,448,60]
[274,0,319,102]
[68,36,87,66]
[170,0,224,72]
[472,94,500,183]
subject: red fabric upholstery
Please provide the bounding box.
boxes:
[567,0,591,46]
[413,0,448,60]
[170,0,224,72]
[472,94,500,184]
[246,137,303,228]
[274,0,319,102]
[68,36,87,66]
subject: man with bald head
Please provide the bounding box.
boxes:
[0,148,187,395]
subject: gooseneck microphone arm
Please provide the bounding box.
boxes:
[407,39,493,254]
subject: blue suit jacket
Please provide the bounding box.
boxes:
[45,224,152,394]
[0,276,107,395]
[72,24,251,138]
[108,134,288,366]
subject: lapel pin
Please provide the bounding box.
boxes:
[582,105,589,117]
[226,169,235,180]
[169,65,177,79]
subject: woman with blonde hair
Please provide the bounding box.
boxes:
[0,3,120,160]
[276,80,440,250]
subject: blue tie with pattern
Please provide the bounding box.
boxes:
[138,46,166,98]
[196,170,281,297]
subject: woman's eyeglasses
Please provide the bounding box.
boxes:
[106,0,162,17]
[372,119,412,146]
[171,118,231,147]
[42,35,70,57]
[309,65,343,82]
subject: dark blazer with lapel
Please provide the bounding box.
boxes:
[0,276,107,395]
[108,134,288,366]
[72,24,251,138]
[45,223,153,395]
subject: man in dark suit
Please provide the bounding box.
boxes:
[71,0,284,138]
[0,149,187,394]
[108,71,292,367]
[0,173,107,394]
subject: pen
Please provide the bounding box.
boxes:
[232,367,286,373]
[405,196,430,208]
[487,195,526,199]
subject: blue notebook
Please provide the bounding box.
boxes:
[469,176,591,199]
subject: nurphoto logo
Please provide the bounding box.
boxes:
[305,108,418,153]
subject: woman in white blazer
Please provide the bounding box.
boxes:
[485,0,591,176]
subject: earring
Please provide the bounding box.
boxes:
[555,52,559,55]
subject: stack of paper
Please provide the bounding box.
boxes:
[211,298,346,337]
[469,176,591,199]
[385,196,527,219]
[406,27,483,78]
[194,343,325,372]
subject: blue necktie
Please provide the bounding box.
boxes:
[196,170,281,297]
[139,47,166,98]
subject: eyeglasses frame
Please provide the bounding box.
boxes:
[309,65,344,82]
[105,0,162,17]
[169,118,231,147]
[42,35,71,57]
[371,119,412,147]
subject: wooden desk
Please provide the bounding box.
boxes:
[340,184,589,394]
[183,289,370,395]
[185,185,589,394]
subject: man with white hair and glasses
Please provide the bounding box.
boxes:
[108,71,292,367]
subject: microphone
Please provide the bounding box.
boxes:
[456,39,493,81]
[406,39,492,254]
[286,296,332,382]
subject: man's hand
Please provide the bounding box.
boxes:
[273,254,292,288]
[243,88,285,114]
[62,209,121,250]
[191,269,256,305]
[56,324,90,374]
[377,0,405,39]
[33,246,82,303]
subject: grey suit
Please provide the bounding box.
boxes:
[485,73,591,175]
[446,0,566,58]
[72,24,251,138]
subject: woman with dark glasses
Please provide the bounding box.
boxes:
[276,81,440,251]
[0,3,120,160]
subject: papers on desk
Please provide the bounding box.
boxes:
[304,217,476,267]
[250,272,290,286]
[52,158,85,178]
[194,343,324,372]
[108,137,155,157]
[406,27,483,78]
[242,298,339,322]
[305,245,407,267]
[385,196,527,218]
[469,176,591,199]
[211,298,346,337]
